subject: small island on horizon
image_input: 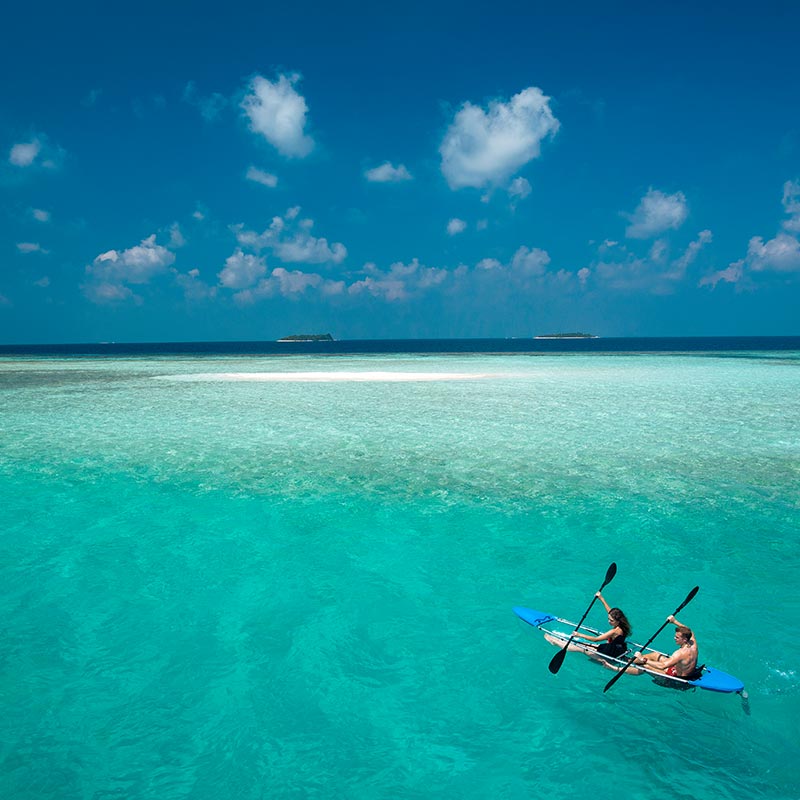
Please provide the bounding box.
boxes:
[533,332,598,340]
[276,333,335,342]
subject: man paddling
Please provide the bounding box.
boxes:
[633,615,698,678]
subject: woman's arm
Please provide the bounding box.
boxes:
[596,591,612,613]
[573,626,618,643]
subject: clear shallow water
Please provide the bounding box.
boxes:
[1,352,798,799]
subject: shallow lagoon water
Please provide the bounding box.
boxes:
[1,351,798,799]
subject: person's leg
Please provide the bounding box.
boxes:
[543,632,585,652]
[601,660,643,674]
[635,651,665,665]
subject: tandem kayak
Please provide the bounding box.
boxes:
[514,606,745,694]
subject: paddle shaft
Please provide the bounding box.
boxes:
[603,585,699,693]
[549,562,617,674]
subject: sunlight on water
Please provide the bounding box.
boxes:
[1,352,798,799]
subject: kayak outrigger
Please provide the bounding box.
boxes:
[514,606,745,694]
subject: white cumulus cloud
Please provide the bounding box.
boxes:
[218,250,268,289]
[510,246,551,275]
[83,233,179,303]
[89,235,175,284]
[271,266,323,295]
[349,259,449,301]
[625,189,688,239]
[699,261,744,289]
[782,180,800,233]
[9,140,41,167]
[649,239,668,263]
[175,269,217,302]
[84,282,135,304]
[16,242,49,254]
[440,87,559,190]
[241,73,314,158]
[746,232,800,273]
[32,208,51,222]
[246,166,278,187]
[701,183,800,288]
[364,162,412,183]
[8,135,63,169]
[508,176,532,201]
[276,235,346,264]
[232,267,344,304]
[447,218,467,236]
[672,229,712,275]
[168,223,185,249]
[590,229,712,293]
[233,207,347,266]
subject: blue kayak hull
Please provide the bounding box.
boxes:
[514,606,744,694]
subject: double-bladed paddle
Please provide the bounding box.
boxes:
[603,585,699,693]
[548,562,617,675]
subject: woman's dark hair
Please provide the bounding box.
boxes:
[609,607,631,638]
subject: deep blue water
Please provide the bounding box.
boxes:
[2,335,800,357]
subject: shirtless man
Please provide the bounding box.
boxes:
[634,615,698,678]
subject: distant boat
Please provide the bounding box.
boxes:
[534,332,598,340]
[276,333,335,342]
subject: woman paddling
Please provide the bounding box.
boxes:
[570,592,631,658]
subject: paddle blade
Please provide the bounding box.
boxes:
[602,562,617,588]
[548,644,569,674]
[678,585,699,612]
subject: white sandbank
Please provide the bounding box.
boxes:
[162,371,495,382]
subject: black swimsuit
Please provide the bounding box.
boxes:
[596,633,627,658]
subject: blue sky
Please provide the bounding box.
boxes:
[2,0,799,343]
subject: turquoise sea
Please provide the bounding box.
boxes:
[1,348,798,799]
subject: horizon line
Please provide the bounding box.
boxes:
[2,333,800,350]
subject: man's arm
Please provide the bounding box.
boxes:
[639,650,680,671]
[657,650,683,670]
[669,614,698,650]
